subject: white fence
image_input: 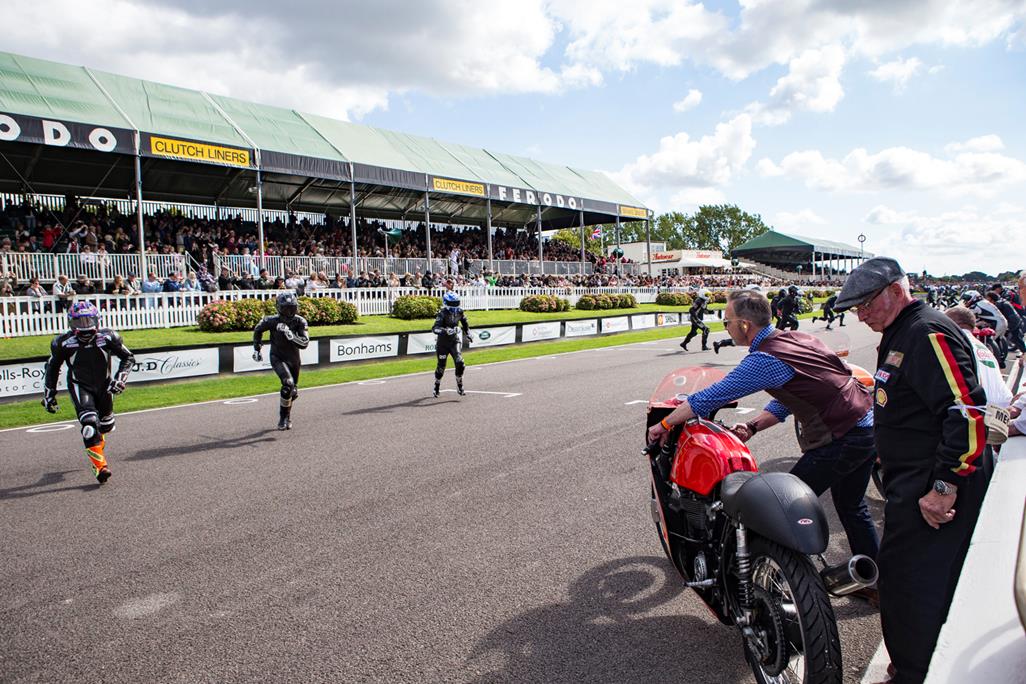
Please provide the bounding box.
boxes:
[0,287,665,339]
[0,252,194,286]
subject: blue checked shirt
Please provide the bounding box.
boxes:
[687,325,874,427]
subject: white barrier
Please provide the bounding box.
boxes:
[0,287,675,338]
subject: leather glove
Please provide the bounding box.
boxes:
[282,329,295,342]
[42,389,58,413]
[466,333,474,343]
[276,322,289,332]
[108,378,127,395]
[446,327,457,336]
[253,348,263,363]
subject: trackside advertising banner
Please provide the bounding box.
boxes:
[329,336,399,363]
[601,317,629,333]
[0,361,66,398]
[631,314,656,330]
[143,133,253,168]
[657,313,681,326]
[521,322,561,341]
[407,333,437,355]
[129,348,220,384]
[234,342,320,373]
[0,112,134,155]
[564,320,598,337]
[469,327,516,348]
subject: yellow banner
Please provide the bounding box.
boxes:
[618,205,648,219]
[432,177,486,196]
[150,136,251,167]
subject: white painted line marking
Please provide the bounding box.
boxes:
[224,398,258,405]
[357,380,386,385]
[624,400,647,405]
[438,390,522,398]
[27,423,75,433]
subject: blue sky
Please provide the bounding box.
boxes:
[2,0,1025,276]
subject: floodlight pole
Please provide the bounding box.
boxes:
[350,175,358,276]
[133,132,146,279]
[256,169,266,269]
[578,209,586,275]
[486,193,493,273]
[424,190,433,272]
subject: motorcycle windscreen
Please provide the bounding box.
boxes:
[648,366,727,409]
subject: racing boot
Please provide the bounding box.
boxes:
[278,405,291,431]
[433,382,440,398]
[701,332,710,352]
[86,437,111,484]
[457,379,466,396]
[712,340,722,354]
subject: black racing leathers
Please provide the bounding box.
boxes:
[682,298,710,349]
[254,315,310,416]
[776,294,799,330]
[873,301,991,684]
[44,329,135,445]
[433,306,470,383]
[818,294,844,327]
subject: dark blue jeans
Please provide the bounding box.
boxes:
[790,425,880,559]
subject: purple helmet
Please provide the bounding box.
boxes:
[68,301,100,339]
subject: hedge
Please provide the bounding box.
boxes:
[391,294,442,320]
[575,293,637,310]
[197,296,358,332]
[655,291,693,307]
[520,294,570,313]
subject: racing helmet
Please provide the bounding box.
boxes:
[276,291,299,320]
[443,291,461,309]
[960,289,981,305]
[68,301,100,342]
[697,288,711,301]
[788,284,799,295]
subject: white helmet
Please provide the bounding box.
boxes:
[698,288,711,300]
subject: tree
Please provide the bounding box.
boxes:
[691,204,770,256]
[551,228,601,256]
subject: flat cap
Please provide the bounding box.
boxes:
[835,257,905,311]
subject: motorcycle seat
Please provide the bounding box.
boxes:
[720,471,757,515]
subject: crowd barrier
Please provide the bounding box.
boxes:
[0,310,687,399]
[0,252,195,285]
[0,287,670,338]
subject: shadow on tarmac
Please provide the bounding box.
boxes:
[0,470,99,500]
[125,428,279,461]
[343,396,458,416]
[466,555,752,683]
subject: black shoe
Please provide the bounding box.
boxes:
[278,417,289,431]
[457,384,466,396]
[95,467,112,484]
[839,322,846,327]
[701,345,710,352]
[811,316,818,323]
[433,384,440,398]
[825,325,832,330]
[712,341,722,354]
[679,341,689,351]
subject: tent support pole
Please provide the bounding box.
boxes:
[486,195,493,274]
[615,215,622,276]
[424,191,432,273]
[256,170,266,271]
[134,133,146,279]
[349,177,358,276]
[537,205,543,270]
[645,217,652,278]
[579,210,586,275]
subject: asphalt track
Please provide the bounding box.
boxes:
[1,320,886,683]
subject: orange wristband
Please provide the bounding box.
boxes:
[660,419,672,431]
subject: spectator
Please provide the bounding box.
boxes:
[181,271,202,293]
[52,274,75,312]
[107,275,132,295]
[256,268,275,289]
[141,271,162,307]
[273,276,286,289]
[421,270,433,289]
[217,267,237,292]
[74,274,96,295]
[237,272,256,290]
[124,274,141,295]
[330,272,345,289]
[24,276,47,299]
[161,272,181,293]
[943,306,1013,407]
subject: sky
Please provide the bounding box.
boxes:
[2,0,1025,276]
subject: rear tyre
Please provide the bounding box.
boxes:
[743,537,841,684]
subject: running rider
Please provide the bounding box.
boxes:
[680,289,712,352]
[253,292,310,430]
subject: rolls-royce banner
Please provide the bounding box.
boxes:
[234,342,320,373]
[631,314,656,330]
[0,361,66,398]
[407,332,437,355]
[657,313,681,326]
[469,326,516,348]
[564,319,598,337]
[143,133,253,168]
[601,317,629,333]
[0,112,134,155]
[128,348,220,384]
[522,322,561,341]
[329,336,399,363]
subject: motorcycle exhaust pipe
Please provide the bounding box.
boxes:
[820,555,879,597]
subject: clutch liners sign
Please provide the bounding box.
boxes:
[149,136,251,167]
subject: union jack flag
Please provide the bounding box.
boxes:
[591,226,602,239]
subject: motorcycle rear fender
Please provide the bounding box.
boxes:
[722,472,829,555]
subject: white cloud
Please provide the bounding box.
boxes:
[774,209,827,231]
[868,57,923,92]
[761,143,1026,196]
[944,135,1006,154]
[673,89,703,113]
[746,45,846,126]
[612,114,756,202]
[670,187,727,209]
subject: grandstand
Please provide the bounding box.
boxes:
[731,230,871,282]
[0,50,653,282]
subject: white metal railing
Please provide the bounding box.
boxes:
[0,286,671,338]
[0,251,194,286]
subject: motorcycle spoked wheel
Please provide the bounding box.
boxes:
[742,538,841,684]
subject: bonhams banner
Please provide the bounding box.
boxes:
[234,342,320,373]
[564,319,598,337]
[521,322,561,341]
[0,112,134,154]
[330,336,399,363]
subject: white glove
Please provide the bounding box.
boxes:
[108,378,127,395]
[276,322,289,332]
[446,327,457,336]
[253,349,263,362]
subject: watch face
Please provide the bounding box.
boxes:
[933,480,948,495]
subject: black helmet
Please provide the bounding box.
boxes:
[778,289,786,297]
[788,284,799,295]
[276,291,299,320]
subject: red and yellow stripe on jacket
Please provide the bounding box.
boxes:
[928,332,986,475]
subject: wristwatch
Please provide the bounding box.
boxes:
[933,480,955,496]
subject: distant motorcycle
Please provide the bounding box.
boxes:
[645,367,878,684]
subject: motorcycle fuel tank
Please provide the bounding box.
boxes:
[671,420,758,496]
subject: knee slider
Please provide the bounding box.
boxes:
[280,383,294,400]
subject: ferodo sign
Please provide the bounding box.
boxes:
[330,336,399,362]
[0,112,134,154]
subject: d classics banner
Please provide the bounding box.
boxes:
[128,348,219,384]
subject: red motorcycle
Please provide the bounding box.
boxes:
[645,367,878,684]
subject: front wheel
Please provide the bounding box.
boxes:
[743,537,841,684]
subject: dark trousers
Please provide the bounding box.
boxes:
[683,321,709,347]
[789,425,880,559]
[877,447,991,683]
